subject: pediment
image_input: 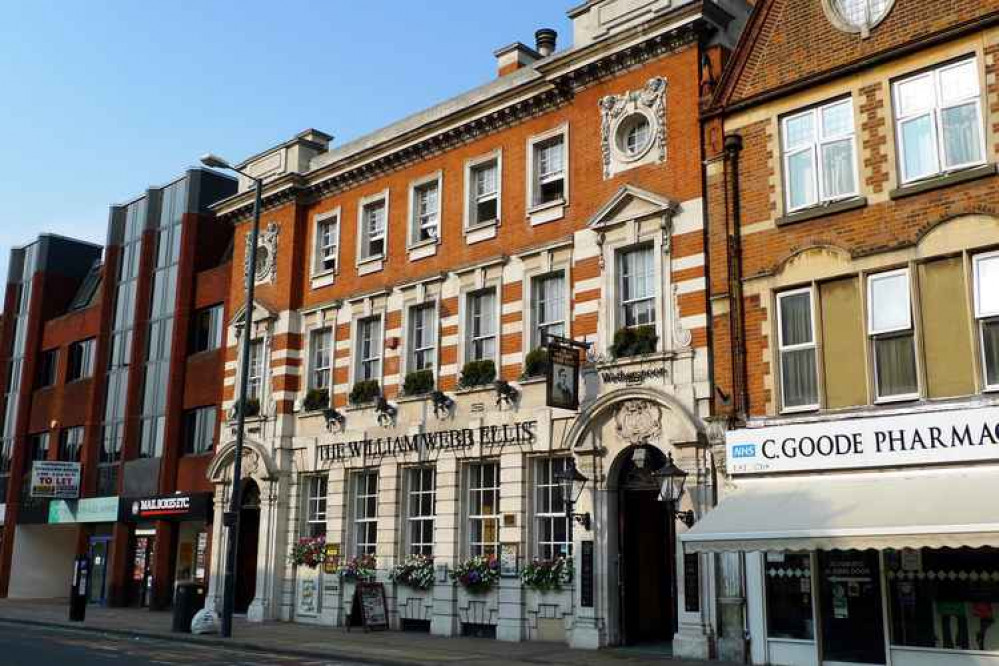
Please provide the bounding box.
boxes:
[587,184,678,231]
[229,298,276,328]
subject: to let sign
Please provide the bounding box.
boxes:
[31,462,81,499]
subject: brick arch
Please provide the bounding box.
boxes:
[915,212,999,257]
[769,243,853,284]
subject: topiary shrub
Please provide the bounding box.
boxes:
[349,379,380,405]
[521,348,548,379]
[459,359,497,388]
[403,369,435,396]
[609,325,658,358]
[303,388,329,412]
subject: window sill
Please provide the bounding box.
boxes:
[779,404,820,415]
[465,222,498,245]
[356,257,385,276]
[776,196,867,227]
[407,242,438,262]
[889,163,996,200]
[395,392,433,404]
[454,384,498,396]
[528,200,566,226]
[874,393,921,405]
[518,376,546,385]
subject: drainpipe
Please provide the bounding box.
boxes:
[723,134,748,424]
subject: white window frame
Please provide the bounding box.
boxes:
[466,461,500,558]
[357,191,389,264]
[617,244,657,331]
[312,209,340,276]
[973,251,999,391]
[406,466,436,557]
[69,337,96,380]
[781,98,859,213]
[776,287,820,413]
[534,456,572,559]
[463,151,502,231]
[407,172,442,248]
[867,268,920,402]
[247,340,265,401]
[893,57,987,185]
[309,327,332,391]
[303,474,328,538]
[464,287,499,365]
[530,271,568,350]
[527,125,569,212]
[354,315,383,383]
[352,470,378,557]
[406,302,437,376]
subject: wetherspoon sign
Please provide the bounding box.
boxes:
[727,405,999,475]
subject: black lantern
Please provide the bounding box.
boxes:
[654,454,695,527]
[554,458,591,531]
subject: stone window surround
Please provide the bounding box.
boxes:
[406,170,444,257]
[346,296,387,392]
[310,207,341,286]
[525,123,570,226]
[463,149,503,244]
[356,189,390,272]
[455,261,504,371]
[461,458,501,558]
[519,244,573,357]
[399,290,442,382]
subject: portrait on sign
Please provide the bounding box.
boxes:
[546,343,580,411]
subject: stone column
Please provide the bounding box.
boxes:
[496,450,524,642]
[431,455,459,637]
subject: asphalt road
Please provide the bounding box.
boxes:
[0,621,365,666]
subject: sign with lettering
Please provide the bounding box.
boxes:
[349,582,389,632]
[30,461,81,499]
[727,405,999,475]
[547,343,580,411]
[318,422,537,463]
[580,541,594,608]
[122,492,212,522]
[600,366,668,385]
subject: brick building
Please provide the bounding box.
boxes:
[686,1,999,665]
[0,169,235,609]
[201,0,749,655]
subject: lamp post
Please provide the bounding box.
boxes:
[200,152,262,638]
[653,453,695,528]
[555,458,591,533]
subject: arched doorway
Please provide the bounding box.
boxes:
[615,444,677,645]
[235,479,260,614]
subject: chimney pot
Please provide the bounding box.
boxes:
[535,28,557,57]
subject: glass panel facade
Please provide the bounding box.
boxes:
[407,467,436,556]
[353,471,378,556]
[468,462,499,557]
[535,457,571,559]
[765,552,814,639]
[304,474,328,539]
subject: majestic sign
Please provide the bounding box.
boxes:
[547,343,580,411]
[317,421,537,462]
[727,405,999,475]
[30,461,81,499]
[123,492,212,522]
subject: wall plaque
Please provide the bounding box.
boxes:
[684,552,700,612]
[581,541,594,608]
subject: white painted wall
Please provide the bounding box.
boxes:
[8,524,77,599]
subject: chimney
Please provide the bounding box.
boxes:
[494,42,541,77]
[535,28,557,57]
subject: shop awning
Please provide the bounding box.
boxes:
[681,468,999,553]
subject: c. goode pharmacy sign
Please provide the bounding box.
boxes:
[727,405,999,475]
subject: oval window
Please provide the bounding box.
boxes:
[828,0,893,31]
[616,114,653,159]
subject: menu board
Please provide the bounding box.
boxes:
[350,582,388,631]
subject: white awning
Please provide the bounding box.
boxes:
[681,467,999,553]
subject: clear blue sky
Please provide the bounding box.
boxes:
[0,1,573,281]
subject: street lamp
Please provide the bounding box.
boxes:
[200,152,263,638]
[653,453,695,528]
[554,458,591,531]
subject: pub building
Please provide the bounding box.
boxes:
[0,168,234,608]
[201,0,748,656]
[693,0,999,664]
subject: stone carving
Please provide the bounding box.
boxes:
[671,283,692,350]
[599,77,668,178]
[245,222,280,285]
[241,446,261,479]
[614,399,662,446]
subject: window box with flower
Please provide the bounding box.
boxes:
[389,554,435,590]
[302,388,329,413]
[289,536,326,569]
[520,556,574,592]
[338,554,377,581]
[451,556,500,594]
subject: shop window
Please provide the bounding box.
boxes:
[618,245,656,328]
[467,156,500,228]
[777,288,819,411]
[303,474,328,539]
[534,457,571,559]
[406,467,436,557]
[530,132,566,208]
[183,406,216,455]
[352,471,378,556]
[359,198,387,262]
[781,98,858,213]
[410,177,440,245]
[818,550,886,663]
[247,340,265,401]
[868,269,919,401]
[309,328,332,391]
[887,547,999,652]
[355,316,382,382]
[192,305,224,354]
[765,552,814,640]
[465,289,497,363]
[407,304,436,374]
[894,57,985,184]
[313,213,339,274]
[59,426,84,462]
[467,462,499,557]
[67,338,96,381]
[36,349,57,388]
[531,272,566,349]
[974,252,999,391]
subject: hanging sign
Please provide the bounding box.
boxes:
[546,342,580,411]
[30,461,81,499]
[727,405,999,475]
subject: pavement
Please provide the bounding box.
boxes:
[0,599,735,666]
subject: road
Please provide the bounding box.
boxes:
[0,621,365,666]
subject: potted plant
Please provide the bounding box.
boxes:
[520,556,574,592]
[389,554,435,590]
[289,536,326,569]
[402,369,435,396]
[458,359,497,389]
[338,554,377,581]
[302,388,329,412]
[235,397,261,418]
[450,555,500,593]
[349,379,380,405]
[520,348,548,380]
[609,325,658,358]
